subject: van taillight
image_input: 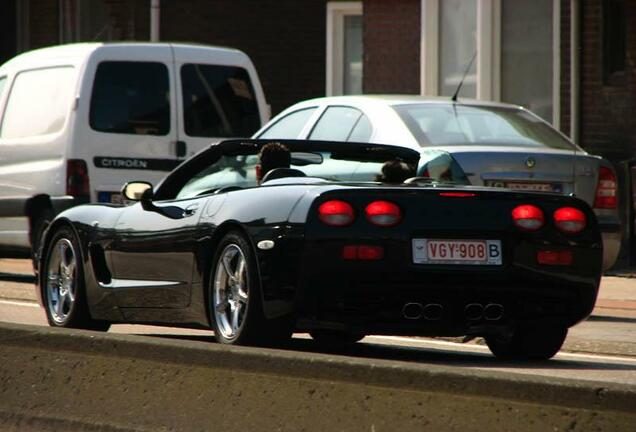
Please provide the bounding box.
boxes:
[594,166,617,209]
[66,159,90,197]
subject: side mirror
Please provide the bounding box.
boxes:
[121,181,153,202]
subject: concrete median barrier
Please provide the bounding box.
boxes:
[0,322,635,432]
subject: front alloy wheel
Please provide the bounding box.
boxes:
[46,238,77,324]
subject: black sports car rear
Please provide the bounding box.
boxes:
[37,139,602,360]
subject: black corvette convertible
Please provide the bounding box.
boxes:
[37,139,602,360]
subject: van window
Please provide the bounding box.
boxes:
[0,67,76,139]
[90,61,170,135]
[181,64,260,137]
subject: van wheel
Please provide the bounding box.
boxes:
[42,226,110,331]
[31,209,54,270]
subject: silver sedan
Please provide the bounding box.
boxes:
[254,95,620,270]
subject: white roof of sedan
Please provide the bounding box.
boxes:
[289,95,525,111]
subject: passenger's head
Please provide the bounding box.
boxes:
[256,142,291,183]
[376,159,415,184]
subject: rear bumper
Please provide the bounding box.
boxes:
[295,241,601,337]
[596,215,622,270]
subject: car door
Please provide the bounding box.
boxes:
[78,45,180,204]
[173,46,267,158]
[106,194,208,309]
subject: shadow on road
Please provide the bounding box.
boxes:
[0,273,36,284]
[134,332,636,371]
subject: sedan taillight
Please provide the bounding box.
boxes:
[318,200,354,226]
[594,166,617,209]
[365,200,402,227]
[553,207,586,234]
[512,204,544,231]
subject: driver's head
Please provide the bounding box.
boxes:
[375,159,414,184]
[256,142,291,183]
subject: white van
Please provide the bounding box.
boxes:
[0,42,269,260]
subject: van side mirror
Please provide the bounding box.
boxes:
[121,181,153,201]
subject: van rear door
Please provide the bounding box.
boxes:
[77,44,179,204]
[172,45,268,158]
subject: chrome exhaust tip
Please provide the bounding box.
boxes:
[465,303,483,321]
[483,303,504,321]
[403,302,423,320]
[422,303,443,320]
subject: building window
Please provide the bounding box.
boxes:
[603,0,626,86]
[438,0,477,98]
[326,2,363,96]
[501,0,554,122]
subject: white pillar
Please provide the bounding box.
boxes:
[150,0,160,42]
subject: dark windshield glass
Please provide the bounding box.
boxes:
[393,104,576,150]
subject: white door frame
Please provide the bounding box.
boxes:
[326,1,363,96]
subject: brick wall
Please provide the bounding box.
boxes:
[29,0,59,48]
[363,0,420,94]
[160,0,327,116]
[579,0,636,161]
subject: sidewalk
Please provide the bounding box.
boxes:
[1,259,635,319]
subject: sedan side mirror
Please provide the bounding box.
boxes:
[121,181,153,202]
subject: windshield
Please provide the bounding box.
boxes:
[393,104,576,151]
[174,143,467,200]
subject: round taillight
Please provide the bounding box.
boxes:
[553,207,586,234]
[318,200,354,226]
[512,204,544,231]
[365,200,402,227]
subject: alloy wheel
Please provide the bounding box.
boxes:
[46,238,77,324]
[213,243,249,340]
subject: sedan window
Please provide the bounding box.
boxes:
[258,107,316,139]
[309,106,363,141]
[394,104,577,150]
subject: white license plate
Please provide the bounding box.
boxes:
[505,182,553,192]
[412,239,502,265]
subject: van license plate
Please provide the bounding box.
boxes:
[412,239,502,265]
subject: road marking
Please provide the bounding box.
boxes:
[0,299,39,308]
[367,335,636,364]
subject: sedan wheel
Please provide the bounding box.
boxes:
[485,326,567,360]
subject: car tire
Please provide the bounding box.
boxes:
[485,326,567,360]
[309,329,365,345]
[31,209,54,270]
[42,226,110,331]
[210,231,292,346]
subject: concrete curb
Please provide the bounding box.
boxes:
[1,322,635,431]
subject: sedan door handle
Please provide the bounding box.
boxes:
[183,204,199,217]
